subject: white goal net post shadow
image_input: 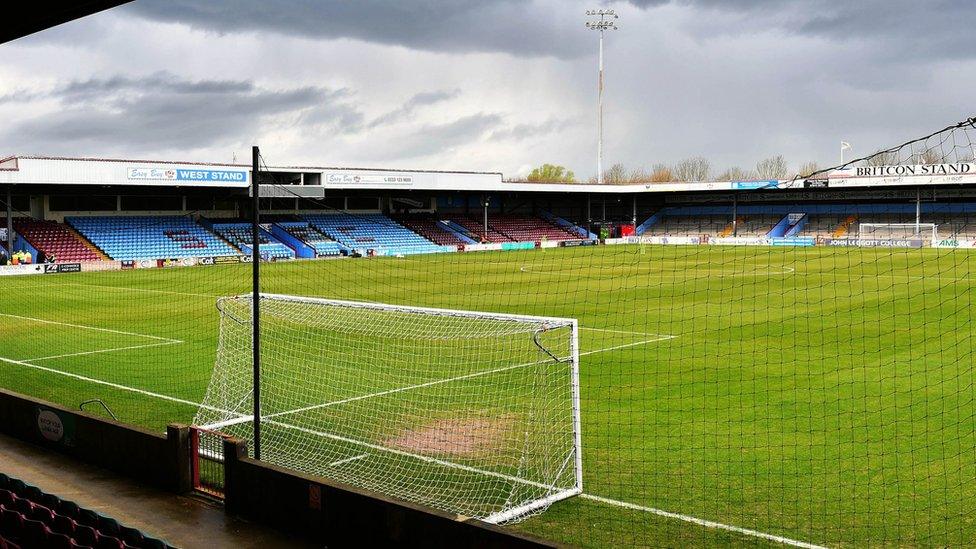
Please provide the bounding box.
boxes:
[194,293,582,524]
[857,223,938,243]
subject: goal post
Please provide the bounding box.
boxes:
[193,293,582,523]
[858,222,938,244]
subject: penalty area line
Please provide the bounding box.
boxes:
[580,493,827,549]
[0,355,226,414]
[0,313,182,343]
[580,334,676,356]
[25,341,183,363]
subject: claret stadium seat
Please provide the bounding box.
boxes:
[393,215,467,245]
[13,220,101,262]
[0,474,172,549]
[483,214,579,242]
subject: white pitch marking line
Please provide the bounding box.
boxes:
[0,355,224,413]
[0,329,809,546]
[265,327,675,422]
[25,341,182,362]
[580,493,827,549]
[581,326,672,337]
[265,416,821,545]
[580,334,676,356]
[518,264,797,277]
[328,453,369,467]
[0,313,182,343]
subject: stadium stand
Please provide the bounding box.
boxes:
[67,216,238,261]
[0,473,172,549]
[637,203,976,240]
[641,214,730,237]
[450,216,513,243]
[925,214,976,238]
[483,215,580,241]
[393,215,466,246]
[13,220,101,262]
[304,213,445,255]
[275,221,346,256]
[729,215,781,237]
[212,222,296,260]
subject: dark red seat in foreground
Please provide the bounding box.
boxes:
[0,473,171,549]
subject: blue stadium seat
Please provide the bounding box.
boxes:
[275,221,347,257]
[65,216,239,261]
[211,223,296,260]
[304,213,447,256]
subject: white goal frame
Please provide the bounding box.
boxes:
[858,222,938,243]
[196,293,583,524]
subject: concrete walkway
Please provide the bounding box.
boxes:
[0,433,318,549]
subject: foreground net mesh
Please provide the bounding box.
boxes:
[193,293,581,523]
[3,116,975,546]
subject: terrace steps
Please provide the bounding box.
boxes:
[65,225,110,261]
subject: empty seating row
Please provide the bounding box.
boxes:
[393,216,466,246]
[0,473,170,549]
[304,213,444,254]
[482,215,579,242]
[643,216,730,237]
[14,220,102,262]
[67,217,238,261]
[211,223,296,260]
[275,221,346,256]
[450,216,512,243]
[729,215,781,237]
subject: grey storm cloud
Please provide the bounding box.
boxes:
[125,0,591,59]
[382,113,504,159]
[488,117,580,141]
[367,89,461,129]
[630,0,976,61]
[4,0,975,175]
[122,0,976,62]
[0,73,360,154]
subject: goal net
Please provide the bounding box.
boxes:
[193,293,582,524]
[857,222,937,244]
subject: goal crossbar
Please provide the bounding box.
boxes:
[857,222,938,239]
[221,292,578,327]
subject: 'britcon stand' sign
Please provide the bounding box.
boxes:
[127,167,248,184]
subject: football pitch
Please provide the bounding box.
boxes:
[1,244,974,547]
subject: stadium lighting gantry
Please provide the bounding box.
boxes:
[585,9,619,185]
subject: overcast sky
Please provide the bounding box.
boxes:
[1,0,974,179]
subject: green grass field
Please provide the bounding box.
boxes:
[1,244,974,547]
